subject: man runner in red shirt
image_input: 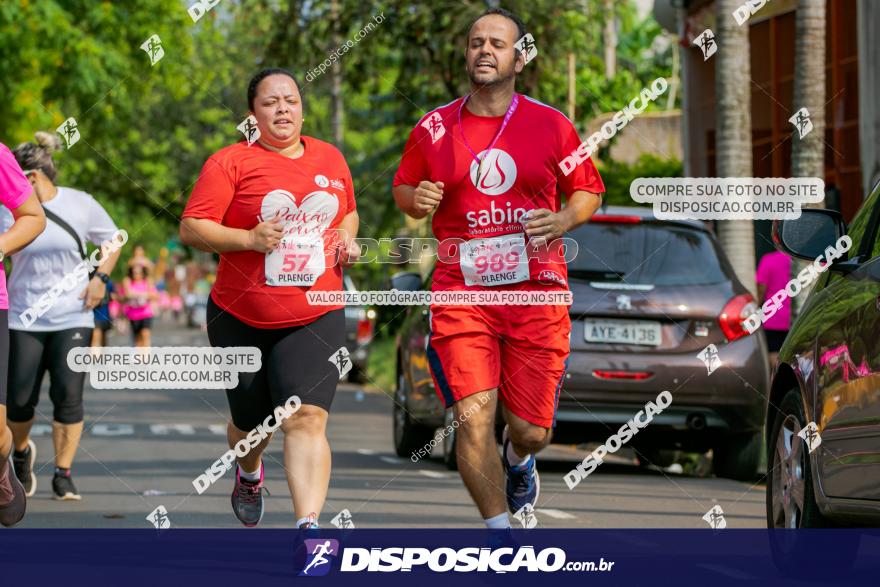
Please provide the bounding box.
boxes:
[393,8,604,528]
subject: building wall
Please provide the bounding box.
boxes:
[858,0,880,196]
[680,0,862,259]
[586,111,682,165]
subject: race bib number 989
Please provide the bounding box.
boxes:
[460,233,529,287]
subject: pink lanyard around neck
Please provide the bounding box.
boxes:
[457,93,519,175]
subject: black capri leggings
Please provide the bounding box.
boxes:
[207,297,345,432]
[7,327,92,424]
[0,311,8,407]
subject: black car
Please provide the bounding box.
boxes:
[767,180,880,527]
[393,206,769,479]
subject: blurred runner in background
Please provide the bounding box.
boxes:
[6,131,122,502]
[756,250,792,367]
[90,277,114,347]
[122,263,158,347]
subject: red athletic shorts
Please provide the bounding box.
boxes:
[426,297,570,428]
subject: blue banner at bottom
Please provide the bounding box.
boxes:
[1,529,879,585]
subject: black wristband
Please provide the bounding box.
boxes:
[95,271,110,284]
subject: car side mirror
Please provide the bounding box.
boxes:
[391,272,423,292]
[772,209,847,263]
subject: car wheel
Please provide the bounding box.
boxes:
[766,388,827,528]
[765,388,859,578]
[442,409,458,471]
[712,431,761,481]
[393,370,435,459]
[634,445,678,469]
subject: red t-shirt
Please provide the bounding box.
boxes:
[393,94,605,291]
[183,137,356,328]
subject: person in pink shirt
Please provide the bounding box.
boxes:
[122,263,158,347]
[756,250,793,366]
[0,142,47,527]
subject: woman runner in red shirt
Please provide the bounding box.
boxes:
[181,68,359,529]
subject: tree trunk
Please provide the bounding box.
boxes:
[667,34,679,111]
[603,0,616,79]
[715,0,757,296]
[568,52,576,121]
[330,0,344,148]
[791,0,827,317]
[791,0,826,192]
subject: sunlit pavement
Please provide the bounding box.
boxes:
[17,323,764,529]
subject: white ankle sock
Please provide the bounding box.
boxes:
[239,464,261,482]
[484,513,511,529]
[505,442,530,468]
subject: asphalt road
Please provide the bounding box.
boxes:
[16,323,765,529]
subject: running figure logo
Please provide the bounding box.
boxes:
[514,33,538,65]
[140,34,165,66]
[697,344,722,376]
[421,112,445,144]
[693,29,717,61]
[56,117,80,149]
[797,421,822,453]
[513,503,538,529]
[237,115,261,146]
[789,108,814,139]
[329,347,352,379]
[702,505,727,530]
[146,505,171,529]
[300,539,339,577]
[330,508,355,529]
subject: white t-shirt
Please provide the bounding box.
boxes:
[0,186,119,331]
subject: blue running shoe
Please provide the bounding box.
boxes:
[502,426,539,514]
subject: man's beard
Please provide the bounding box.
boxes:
[467,66,516,88]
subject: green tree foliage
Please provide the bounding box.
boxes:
[0,0,676,285]
[600,154,683,207]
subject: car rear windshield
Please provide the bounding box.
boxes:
[567,222,726,286]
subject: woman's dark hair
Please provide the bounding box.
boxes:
[247,68,301,111]
[128,263,150,280]
[13,131,62,182]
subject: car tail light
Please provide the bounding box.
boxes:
[590,214,641,224]
[356,310,374,344]
[592,369,653,380]
[719,293,758,342]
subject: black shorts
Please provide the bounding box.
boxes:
[95,319,113,332]
[206,297,345,431]
[765,329,788,353]
[130,317,153,334]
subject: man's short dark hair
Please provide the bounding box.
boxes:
[247,67,301,111]
[473,7,527,46]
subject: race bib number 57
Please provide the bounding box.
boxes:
[460,233,529,287]
[265,237,326,287]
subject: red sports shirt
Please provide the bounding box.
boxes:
[183,137,356,328]
[393,94,604,291]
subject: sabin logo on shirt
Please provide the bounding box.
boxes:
[469,149,517,196]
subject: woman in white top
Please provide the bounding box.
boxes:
[3,132,123,501]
